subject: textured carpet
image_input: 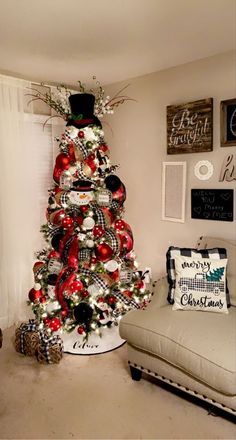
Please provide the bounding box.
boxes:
[0,326,235,440]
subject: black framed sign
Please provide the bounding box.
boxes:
[220,98,236,147]
[191,189,234,222]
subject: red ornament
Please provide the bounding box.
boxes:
[109,269,119,282]
[81,290,89,298]
[108,295,116,305]
[97,296,105,303]
[70,280,84,293]
[28,285,43,302]
[77,326,85,335]
[61,216,74,229]
[93,225,105,238]
[48,317,62,332]
[56,153,70,169]
[48,250,60,259]
[80,205,89,213]
[78,130,84,138]
[40,296,47,303]
[90,256,97,264]
[114,219,126,231]
[61,310,68,318]
[68,256,78,269]
[95,243,113,262]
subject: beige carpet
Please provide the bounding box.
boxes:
[0,327,235,440]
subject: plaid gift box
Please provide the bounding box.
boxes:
[36,331,63,364]
[15,319,39,356]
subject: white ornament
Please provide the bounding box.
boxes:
[83,217,95,230]
[86,239,95,248]
[66,126,79,139]
[34,283,41,291]
[83,127,97,142]
[88,284,100,296]
[105,260,119,272]
[194,160,214,180]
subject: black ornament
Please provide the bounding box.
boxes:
[51,232,64,251]
[47,274,58,286]
[104,175,121,192]
[74,302,93,324]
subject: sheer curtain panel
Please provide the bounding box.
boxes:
[0,75,40,329]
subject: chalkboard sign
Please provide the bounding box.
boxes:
[191,189,234,222]
[221,99,236,147]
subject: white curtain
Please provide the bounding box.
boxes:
[0,75,62,329]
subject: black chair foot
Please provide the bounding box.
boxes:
[130,365,142,381]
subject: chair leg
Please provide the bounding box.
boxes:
[130,365,142,381]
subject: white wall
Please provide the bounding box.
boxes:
[104,51,236,278]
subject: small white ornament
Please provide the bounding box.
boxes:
[194,160,214,180]
[66,126,79,139]
[105,260,119,272]
[86,239,95,248]
[83,217,95,230]
[88,284,100,296]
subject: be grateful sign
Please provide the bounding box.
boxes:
[167,98,213,154]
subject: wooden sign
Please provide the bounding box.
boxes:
[220,98,236,147]
[167,98,213,154]
[191,189,234,222]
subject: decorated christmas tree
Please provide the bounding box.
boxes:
[26,82,150,352]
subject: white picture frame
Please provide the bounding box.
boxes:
[162,161,186,223]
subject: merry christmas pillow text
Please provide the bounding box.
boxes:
[173,255,228,314]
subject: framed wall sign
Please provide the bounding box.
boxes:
[167,98,213,154]
[220,98,236,147]
[191,189,234,222]
[162,162,186,223]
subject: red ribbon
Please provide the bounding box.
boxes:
[73,118,94,125]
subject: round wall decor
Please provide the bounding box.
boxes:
[194,160,214,180]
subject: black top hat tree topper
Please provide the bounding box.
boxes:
[66,93,102,129]
[25,80,148,350]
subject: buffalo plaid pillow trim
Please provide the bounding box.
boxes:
[166,247,230,307]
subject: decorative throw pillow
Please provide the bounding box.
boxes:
[172,255,228,314]
[166,246,230,306]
